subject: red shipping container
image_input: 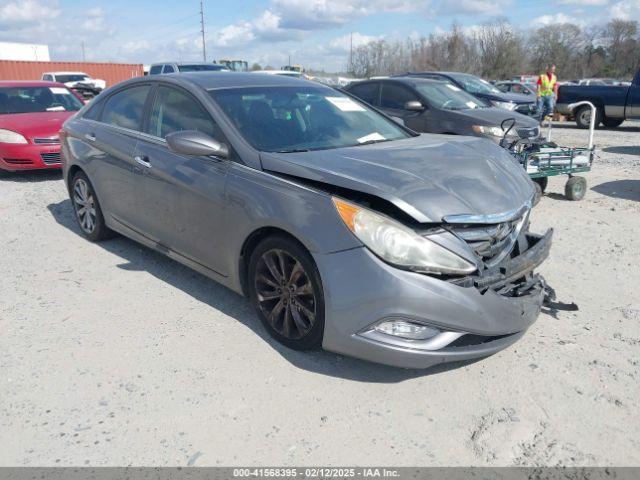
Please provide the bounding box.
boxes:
[0,60,143,88]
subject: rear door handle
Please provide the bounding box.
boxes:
[134,155,151,168]
[85,133,96,142]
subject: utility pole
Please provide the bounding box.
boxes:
[349,32,353,74]
[200,0,207,62]
[81,41,86,62]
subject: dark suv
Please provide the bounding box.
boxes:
[398,72,537,117]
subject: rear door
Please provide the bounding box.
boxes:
[76,84,152,228]
[347,82,380,107]
[133,84,230,274]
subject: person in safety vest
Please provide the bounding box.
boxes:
[536,64,558,123]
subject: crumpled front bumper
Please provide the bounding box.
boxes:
[315,229,552,369]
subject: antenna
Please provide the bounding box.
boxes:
[200,0,206,62]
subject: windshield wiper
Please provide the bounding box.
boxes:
[276,148,310,153]
[355,139,390,147]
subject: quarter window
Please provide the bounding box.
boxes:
[162,65,176,74]
[101,85,150,131]
[380,84,418,110]
[148,86,216,139]
[149,65,163,75]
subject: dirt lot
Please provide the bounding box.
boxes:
[1,122,639,467]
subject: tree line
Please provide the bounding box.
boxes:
[348,19,640,81]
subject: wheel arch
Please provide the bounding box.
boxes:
[238,226,312,297]
[66,164,85,195]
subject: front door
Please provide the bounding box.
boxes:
[133,85,230,275]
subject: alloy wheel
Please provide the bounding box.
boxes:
[254,248,317,340]
[73,178,97,233]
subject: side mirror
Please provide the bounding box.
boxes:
[404,100,425,111]
[390,116,405,126]
[165,130,229,158]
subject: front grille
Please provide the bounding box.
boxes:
[446,212,529,267]
[34,137,60,145]
[41,152,61,164]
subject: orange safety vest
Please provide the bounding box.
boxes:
[539,73,557,96]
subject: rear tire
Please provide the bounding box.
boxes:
[248,235,325,351]
[565,176,587,201]
[602,117,624,128]
[574,105,601,129]
[70,171,114,241]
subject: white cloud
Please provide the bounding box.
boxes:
[532,13,575,25]
[81,7,107,32]
[0,0,59,24]
[274,0,422,30]
[610,0,640,20]
[559,0,609,5]
[327,32,381,53]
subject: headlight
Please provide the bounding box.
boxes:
[472,125,507,137]
[332,197,476,275]
[0,129,28,144]
[491,100,517,111]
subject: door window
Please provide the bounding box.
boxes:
[100,85,151,131]
[380,84,418,110]
[348,82,379,105]
[162,65,176,74]
[148,86,216,139]
[149,65,163,75]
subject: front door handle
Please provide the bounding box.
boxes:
[134,155,151,168]
[85,133,96,142]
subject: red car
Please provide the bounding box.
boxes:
[0,81,84,172]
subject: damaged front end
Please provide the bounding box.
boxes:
[442,206,553,303]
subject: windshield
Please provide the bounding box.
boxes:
[450,74,502,95]
[178,64,228,72]
[0,86,84,114]
[210,86,412,152]
[413,82,486,110]
[55,75,90,83]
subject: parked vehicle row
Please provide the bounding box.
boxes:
[55,72,551,369]
[398,72,538,117]
[345,77,540,142]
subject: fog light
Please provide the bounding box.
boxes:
[374,319,440,340]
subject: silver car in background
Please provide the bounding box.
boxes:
[60,73,551,369]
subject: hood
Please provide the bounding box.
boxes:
[476,90,535,105]
[0,111,76,140]
[261,135,534,223]
[446,107,539,129]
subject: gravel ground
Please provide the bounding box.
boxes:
[1,122,639,467]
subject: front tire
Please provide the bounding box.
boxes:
[248,235,325,351]
[70,171,113,241]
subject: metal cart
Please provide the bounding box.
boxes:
[502,101,597,202]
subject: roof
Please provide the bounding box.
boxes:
[351,77,445,87]
[158,72,319,90]
[0,80,67,88]
[252,70,302,75]
[151,62,225,66]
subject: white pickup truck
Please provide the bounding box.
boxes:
[41,71,106,90]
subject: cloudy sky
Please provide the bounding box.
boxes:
[1,0,639,71]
